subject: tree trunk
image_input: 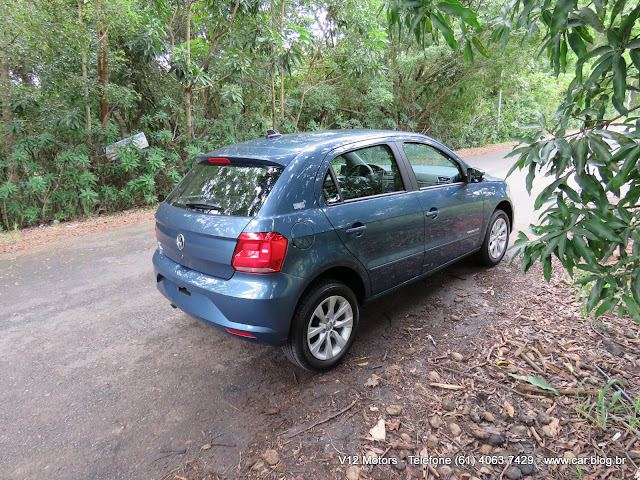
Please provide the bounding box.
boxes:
[294,43,321,129]
[213,89,221,119]
[0,56,13,157]
[279,0,285,122]
[78,0,91,133]
[97,26,109,129]
[185,87,192,142]
[204,86,212,119]
[113,111,128,138]
[270,2,277,130]
[270,72,277,130]
[82,51,91,132]
[185,1,193,142]
[0,56,14,230]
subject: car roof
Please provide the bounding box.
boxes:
[197,129,437,166]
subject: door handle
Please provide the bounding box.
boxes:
[426,208,439,219]
[346,223,367,236]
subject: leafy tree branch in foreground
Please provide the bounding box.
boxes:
[389,0,640,321]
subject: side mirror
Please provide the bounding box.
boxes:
[467,167,485,183]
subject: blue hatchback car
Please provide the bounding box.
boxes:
[153,130,513,370]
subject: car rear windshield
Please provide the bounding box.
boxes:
[166,163,283,217]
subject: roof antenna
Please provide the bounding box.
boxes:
[266,129,282,139]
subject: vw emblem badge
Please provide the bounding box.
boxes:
[176,234,185,251]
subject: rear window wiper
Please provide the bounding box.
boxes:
[184,202,223,212]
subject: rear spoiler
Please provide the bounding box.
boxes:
[195,156,283,168]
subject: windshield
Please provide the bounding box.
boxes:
[166,163,283,217]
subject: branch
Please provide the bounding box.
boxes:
[192,70,234,92]
[196,0,240,74]
[283,398,358,439]
[562,103,640,140]
[294,43,322,129]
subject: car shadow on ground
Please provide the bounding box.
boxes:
[161,256,503,477]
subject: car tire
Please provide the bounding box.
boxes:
[283,281,359,371]
[477,209,510,266]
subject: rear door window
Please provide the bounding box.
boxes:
[403,143,463,188]
[166,163,283,217]
[325,144,404,202]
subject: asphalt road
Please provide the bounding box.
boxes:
[0,147,532,479]
[463,149,545,234]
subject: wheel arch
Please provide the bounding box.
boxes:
[287,264,367,341]
[297,265,368,307]
[496,200,513,229]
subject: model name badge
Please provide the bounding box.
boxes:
[467,228,480,234]
[293,201,305,210]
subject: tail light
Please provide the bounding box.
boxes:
[208,157,230,164]
[232,232,288,273]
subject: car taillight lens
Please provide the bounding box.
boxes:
[232,232,288,274]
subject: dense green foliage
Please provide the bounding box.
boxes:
[0,0,565,230]
[391,0,640,321]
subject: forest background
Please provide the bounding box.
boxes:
[0,0,573,229]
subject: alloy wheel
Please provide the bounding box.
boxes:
[306,295,353,361]
[488,217,508,260]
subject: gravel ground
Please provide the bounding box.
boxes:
[237,260,640,480]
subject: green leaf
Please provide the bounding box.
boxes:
[613,54,627,105]
[589,136,612,162]
[607,27,620,47]
[574,137,588,173]
[500,27,510,51]
[543,255,552,281]
[534,175,568,210]
[575,25,595,44]
[633,273,640,306]
[430,13,457,50]
[575,274,599,285]
[568,31,587,57]
[622,294,640,321]
[587,278,606,311]
[559,38,568,72]
[583,217,620,242]
[612,95,629,115]
[583,53,613,90]
[472,36,489,57]
[609,0,626,27]
[550,0,576,36]
[594,298,616,318]
[508,374,559,395]
[576,45,613,69]
[630,48,640,72]
[578,7,604,31]
[437,0,479,28]
[559,184,581,202]
[572,235,598,267]
[607,144,640,191]
[620,5,640,38]
[557,196,570,217]
[526,162,536,194]
[464,39,474,64]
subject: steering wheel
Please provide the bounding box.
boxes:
[346,163,374,177]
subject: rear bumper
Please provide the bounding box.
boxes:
[153,249,304,346]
